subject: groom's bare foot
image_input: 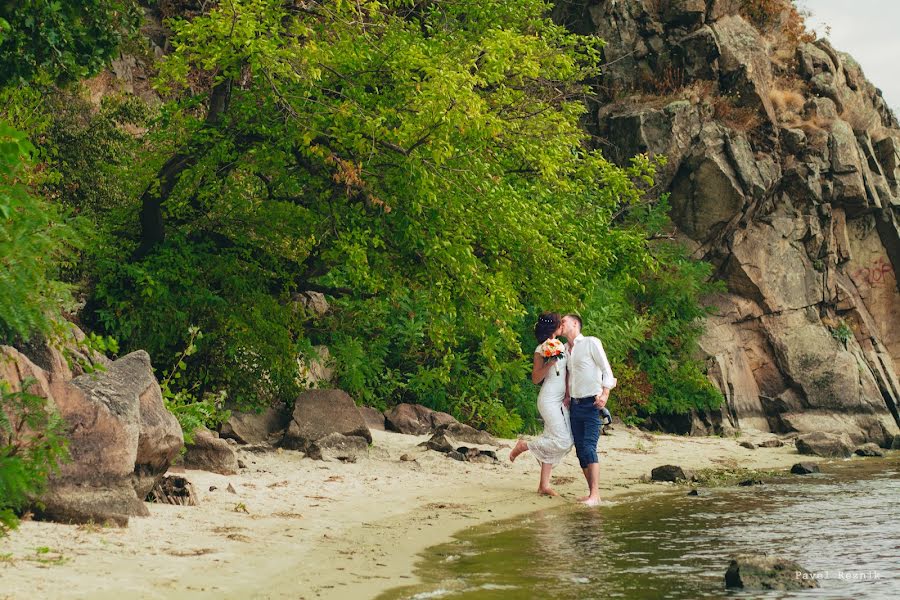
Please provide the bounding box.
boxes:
[577,494,591,502]
[509,439,528,462]
[537,487,559,497]
[580,496,601,507]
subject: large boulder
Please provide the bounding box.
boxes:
[725,555,818,590]
[0,345,182,525]
[281,389,371,453]
[220,404,290,445]
[795,431,854,458]
[133,370,184,498]
[182,428,238,475]
[384,403,457,435]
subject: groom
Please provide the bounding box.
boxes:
[561,314,616,507]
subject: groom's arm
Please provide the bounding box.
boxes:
[589,337,617,403]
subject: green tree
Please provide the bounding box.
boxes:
[88,0,663,433]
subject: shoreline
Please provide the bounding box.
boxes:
[0,426,871,599]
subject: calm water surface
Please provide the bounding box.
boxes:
[380,456,900,600]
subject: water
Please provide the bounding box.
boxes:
[380,456,900,600]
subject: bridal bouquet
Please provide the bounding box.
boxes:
[539,338,565,376]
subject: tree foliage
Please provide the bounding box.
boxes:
[0,0,142,86]
[83,0,683,434]
[0,122,77,342]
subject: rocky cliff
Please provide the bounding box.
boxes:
[553,0,900,444]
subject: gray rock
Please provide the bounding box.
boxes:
[383,403,457,435]
[651,464,695,482]
[359,405,386,431]
[662,0,706,26]
[183,428,239,475]
[893,434,900,450]
[676,25,719,79]
[711,15,776,125]
[433,423,497,446]
[795,431,854,458]
[420,432,455,454]
[220,405,289,444]
[306,432,369,462]
[790,462,820,475]
[282,389,371,451]
[739,441,756,449]
[725,554,819,590]
[669,125,747,242]
[854,443,884,457]
[757,439,785,448]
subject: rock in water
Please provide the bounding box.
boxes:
[854,443,885,457]
[183,428,239,475]
[790,462,820,475]
[281,389,371,452]
[650,465,695,482]
[725,555,818,590]
[739,441,757,449]
[795,432,854,458]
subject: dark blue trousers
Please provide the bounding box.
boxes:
[570,399,601,468]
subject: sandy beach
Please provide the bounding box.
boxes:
[1,426,822,599]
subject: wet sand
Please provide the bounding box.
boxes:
[0,426,810,599]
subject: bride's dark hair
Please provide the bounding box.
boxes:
[534,312,561,344]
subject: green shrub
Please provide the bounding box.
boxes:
[0,379,69,536]
[158,326,230,445]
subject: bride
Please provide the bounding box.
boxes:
[509,312,574,496]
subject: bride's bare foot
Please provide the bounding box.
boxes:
[580,496,601,507]
[577,495,590,502]
[538,487,559,497]
[509,439,528,462]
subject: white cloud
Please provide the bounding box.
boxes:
[797,0,900,116]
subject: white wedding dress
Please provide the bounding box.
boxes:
[527,341,574,465]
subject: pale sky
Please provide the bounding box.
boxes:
[798,1,900,116]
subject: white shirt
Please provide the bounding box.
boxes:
[567,334,617,398]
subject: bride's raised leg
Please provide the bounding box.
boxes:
[509,438,529,462]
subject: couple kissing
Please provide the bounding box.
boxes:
[509,313,616,507]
